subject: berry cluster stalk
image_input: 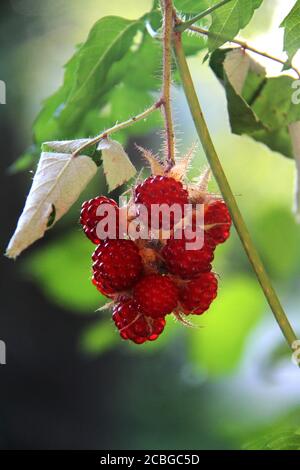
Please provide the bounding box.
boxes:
[161,0,176,167]
[172,31,298,350]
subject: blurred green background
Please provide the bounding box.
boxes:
[1,0,300,450]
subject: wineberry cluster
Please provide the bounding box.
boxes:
[80,170,231,344]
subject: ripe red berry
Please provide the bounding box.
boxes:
[92,273,116,297]
[134,176,188,229]
[80,196,119,244]
[92,239,143,293]
[162,236,214,279]
[113,299,166,344]
[179,272,218,315]
[204,201,231,247]
[133,274,178,318]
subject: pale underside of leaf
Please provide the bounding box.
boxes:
[6,140,98,259]
[98,139,137,192]
[224,48,251,94]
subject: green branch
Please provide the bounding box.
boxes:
[175,0,232,32]
[173,31,298,350]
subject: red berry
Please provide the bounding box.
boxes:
[162,236,214,279]
[179,272,218,315]
[92,273,116,297]
[134,176,188,229]
[113,300,166,344]
[80,196,119,244]
[133,274,178,318]
[92,239,143,293]
[204,201,231,247]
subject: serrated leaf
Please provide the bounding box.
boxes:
[98,139,136,191]
[281,0,300,63]
[6,139,98,258]
[208,0,264,52]
[33,16,141,143]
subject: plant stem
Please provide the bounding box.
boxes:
[173,32,298,350]
[175,0,232,32]
[72,100,163,157]
[189,25,300,78]
[161,0,176,167]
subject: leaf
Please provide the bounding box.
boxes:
[281,0,300,63]
[80,320,118,355]
[208,0,264,52]
[98,139,136,191]
[188,277,264,376]
[244,430,300,450]
[6,139,98,258]
[252,205,300,278]
[209,48,300,158]
[174,0,209,14]
[33,16,141,143]
[24,232,106,312]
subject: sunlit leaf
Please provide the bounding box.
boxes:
[208,0,264,52]
[188,277,264,376]
[23,232,106,312]
[80,319,118,355]
[281,0,300,63]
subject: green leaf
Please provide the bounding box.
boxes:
[244,430,300,450]
[80,319,118,355]
[23,232,106,312]
[34,16,141,143]
[187,277,264,376]
[281,0,300,63]
[252,205,300,279]
[8,147,37,174]
[209,48,300,158]
[208,0,264,52]
[174,0,209,14]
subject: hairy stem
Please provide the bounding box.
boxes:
[173,32,298,350]
[72,100,163,157]
[175,0,232,32]
[189,25,300,78]
[161,0,176,166]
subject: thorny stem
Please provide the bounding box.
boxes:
[189,24,300,78]
[173,31,298,350]
[175,0,232,33]
[72,100,163,157]
[161,0,176,167]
